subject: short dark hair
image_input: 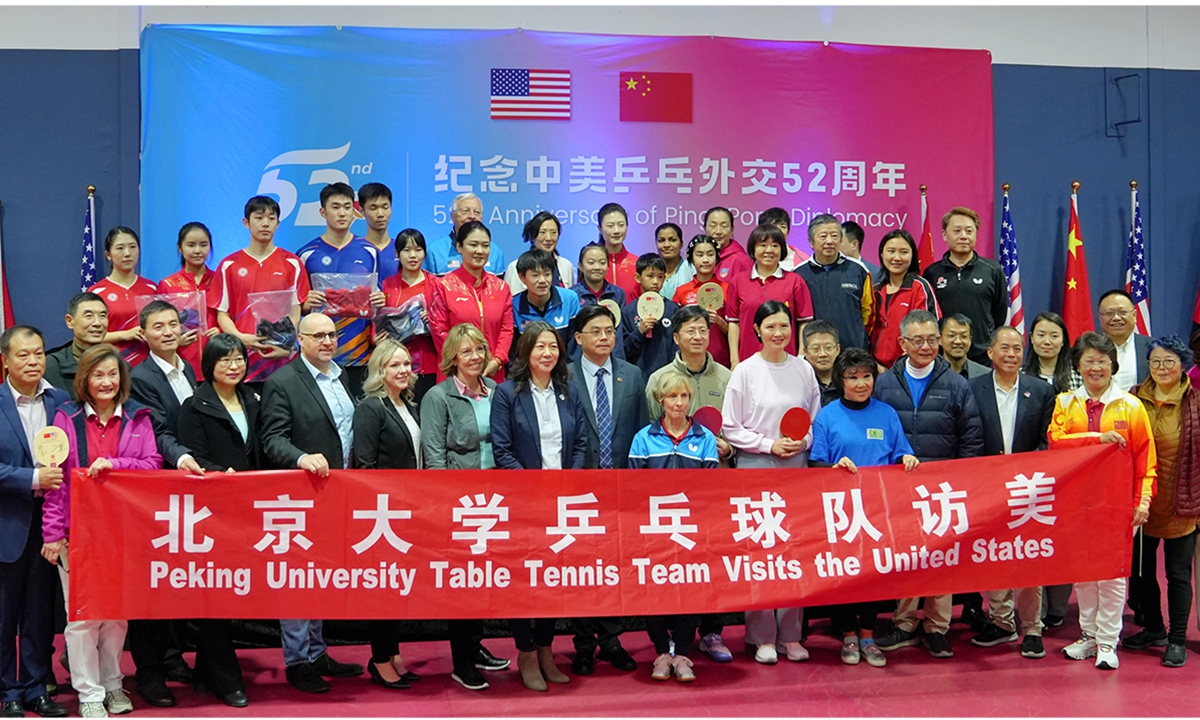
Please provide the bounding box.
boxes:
[1071,331,1119,374]
[201,333,248,383]
[67,292,106,316]
[757,207,789,231]
[523,211,562,244]
[516,248,556,276]
[394,228,427,256]
[877,229,920,276]
[747,223,789,262]
[103,226,139,254]
[753,299,791,329]
[357,182,392,206]
[940,314,973,332]
[686,234,719,264]
[672,304,710,331]
[802,319,840,347]
[655,222,684,244]
[1098,288,1134,308]
[841,221,865,249]
[0,325,42,355]
[455,220,490,247]
[244,195,280,219]
[138,300,180,329]
[703,206,734,228]
[574,302,615,334]
[833,347,878,392]
[807,214,842,244]
[989,325,1024,346]
[635,253,667,275]
[319,182,356,209]
[509,322,570,395]
[1147,335,1194,372]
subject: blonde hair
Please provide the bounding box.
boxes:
[362,338,414,404]
[652,370,693,404]
[440,323,490,378]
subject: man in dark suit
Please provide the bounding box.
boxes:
[1098,289,1151,391]
[968,326,1056,660]
[126,300,204,707]
[565,304,647,675]
[0,326,68,718]
[261,313,363,693]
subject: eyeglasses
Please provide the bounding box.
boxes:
[902,336,939,348]
[457,346,487,359]
[1150,358,1179,369]
[678,327,709,338]
[582,328,616,338]
[1080,358,1112,369]
[806,343,838,354]
[454,207,483,218]
[215,356,246,367]
[300,331,338,342]
[1099,309,1131,319]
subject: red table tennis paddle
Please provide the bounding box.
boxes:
[692,406,723,436]
[779,407,812,442]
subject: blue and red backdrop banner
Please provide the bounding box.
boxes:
[71,445,1129,621]
[140,26,994,281]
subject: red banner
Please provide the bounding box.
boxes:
[71,445,1132,621]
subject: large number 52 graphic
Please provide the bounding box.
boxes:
[256,143,352,226]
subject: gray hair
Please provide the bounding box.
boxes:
[807,213,842,243]
[899,309,939,336]
[451,193,481,214]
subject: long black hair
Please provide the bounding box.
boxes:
[508,321,571,396]
[1022,311,1076,392]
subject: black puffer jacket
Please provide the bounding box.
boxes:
[873,356,984,461]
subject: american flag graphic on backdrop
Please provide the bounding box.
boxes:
[490,68,571,120]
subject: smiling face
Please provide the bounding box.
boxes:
[599,211,628,250]
[67,300,109,346]
[1148,346,1183,389]
[319,193,355,233]
[384,346,413,395]
[530,330,560,378]
[656,226,683,261]
[579,246,608,286]
[87,358,122,409]
[1078,347,1113,395]
[452,336,488,382]
[179,228,211,271]
[1031,319,1065,362]
[534,219,560,253]
[106,232,139,275]
[753,237,781,274]
[939,318,972,362]
[298,314,338,367]
[213,351,246,390]
[841,366,875,403]
[901,320,940,368]
[1098,293,1136,344]
[804,332,839,375]
[2,332,45,391]
[457,230,491,273]
[756,311,792,354]
[398,236,425,273]
[143,308,181,358]
[988,328,1024,375]
[451,197,484,233]
[674,316,710,358]
[705,211,733,249]
[881,236,914,278]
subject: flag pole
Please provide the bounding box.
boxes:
[1002,183,1010,194]
[88,185,96,196]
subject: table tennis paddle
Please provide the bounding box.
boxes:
[692,405,723,436]
[599,298,622,328]
[779,407,812,442]
[34,426,69,468]
[636,291,664,321]
[696,282,724,311]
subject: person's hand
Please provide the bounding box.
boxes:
[835,456,858,474]
[116,327,145,343]
[771,437,805,458]
[204,326,221,339]
[178,329,199,347]
[41,539,66,565]
[225,467,237,474]
[302,290,326,312]
[1132,506,1149,526]
[87,457,113,477]
[902,454,920,472]
[419,309,429,324]
[179,456,206,475]
[716,437,732,459]
[373,329,389,345]
[1099,430,1127,447]
[638,316,657,334]
[369,290,386,309]
[38,466,64,491]
[706,308,721,325]
[483,358,501,378]
[257,344,289,359]
[298,453,330,477]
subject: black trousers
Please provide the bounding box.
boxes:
[831,602,884,635]
[697,614,723,638]
[509,619,556,652]
[0,506,57,703]
[192,620,244,696]
[569,617,624,655]
[125,620,187,687]
[1131,529,1197,643]
[645,615,698,656]
[369,620,402,663]
[447,620,483,675]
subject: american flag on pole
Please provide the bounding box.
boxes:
[490,68,571,120]
[1124,182,1151,335]
[998,186,1025,337]
[81,191,97,291]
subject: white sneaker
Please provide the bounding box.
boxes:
[778,641,809,662]
[651,653,672,681]
[103,688,132,715]
[754,644,778,665]
[1063,634,1097,660]
[79,701,108,718]
[1095,644,1119,670]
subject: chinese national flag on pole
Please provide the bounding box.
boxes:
[918,188,936,270]
[618,71,693,123]
[1062,187,1095,339]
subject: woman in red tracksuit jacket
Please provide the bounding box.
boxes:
[871,229,940,369]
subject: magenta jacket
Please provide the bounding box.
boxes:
[42,400,162,543]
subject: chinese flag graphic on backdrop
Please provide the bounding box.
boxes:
[619,71,693,122]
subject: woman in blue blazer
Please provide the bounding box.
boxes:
[489,321,587,691]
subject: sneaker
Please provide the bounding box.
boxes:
[754,645,778,665]
[861,641,887,667]
[875,627,920,652]
[778,641,809,662]
[1063,634,1097,661]
[78,702,107,719]
[102,690,132,716]
[1122,628,1168,650]
[698,633,732,663]
[926,632,954,659]
[671,655,695,683]
[474,646,511,671]
[450,666,489,691]
[1020,635,1046,659]
[840,637,861,665]
[651,653,673,681]
[971,623,1019,648]
[1095,644,1119,670]
[1042,615,1064,629]
[1162,642,1187,668]
[959,605,987,633]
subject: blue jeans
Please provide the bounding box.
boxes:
[280,620,326,667]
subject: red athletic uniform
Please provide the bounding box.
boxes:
[89,275,159,367]
[157,268,217,379]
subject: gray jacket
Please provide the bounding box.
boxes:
[419,376,499,470]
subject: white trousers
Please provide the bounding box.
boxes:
[744,608,804,646]
[59,566,127,703]
[1074,577,1126,647]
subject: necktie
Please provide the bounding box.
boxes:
[595,368,613,469]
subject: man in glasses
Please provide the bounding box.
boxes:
[872,309,984,660]
[1098,289,1150,391]
[260,312,364,694]
[424,192,506,275]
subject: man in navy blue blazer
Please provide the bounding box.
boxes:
[0,326,69,718]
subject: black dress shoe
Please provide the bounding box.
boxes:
[2,700,24,718]
[367,662,410,690]
[164,664,195,685]
[400,671,421,683]
[473,646,510,671]
[311,653,362,678]
[285,663,330,694]
[23,696,67,718]
[571,651,595,676]
[136,682,177,708]
[597,644,637,671]
[196,682,249,708]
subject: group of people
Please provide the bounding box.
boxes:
[2,181,1197,718]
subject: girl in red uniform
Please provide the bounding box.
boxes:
[427,221,514,382]
[598,203,639,299]
[157,222,219,378]
[870,229,940,370]
[380,228,440,404]
[89,226,158,367]
[672,235,731,367]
